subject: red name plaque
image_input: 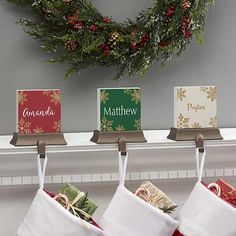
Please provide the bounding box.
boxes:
[17,89,61,134]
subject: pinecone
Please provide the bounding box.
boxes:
[74,10,80,19]
[181,0,191,11]
[109,32,119,48]
[110,32,119,40]
[64,40,77,52]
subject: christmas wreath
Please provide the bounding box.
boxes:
[7,0,213,80]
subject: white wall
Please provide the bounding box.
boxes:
[0,0,236,135]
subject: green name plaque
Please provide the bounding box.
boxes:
[97,88,141,132]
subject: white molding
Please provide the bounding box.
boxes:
[1,128,236,187]
[1,167,236,187]
[1,128,236,155]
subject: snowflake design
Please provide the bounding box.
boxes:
[177,114,190,128]
[191,122,202,128]
[50,90,61,105]
[124,89,132,95]
[115,125,125,131]
[53,120,61,132]
[18,91,27,105]
[200,87,208,92]
[209,116,217,128]
[101,117,113,131]
[206,87,217,102]
[124,89,141,104]
[131,89,141,104]
[200,86,216,102]
[177,88,186,101]
[18,118,31,134]
[43,90,51,96]
[33,127,44,133]
[100,90,109,104]
[134,119,141,130]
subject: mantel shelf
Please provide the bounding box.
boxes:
[1,128,236,156]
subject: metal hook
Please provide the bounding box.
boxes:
[195,134,204,153]
[118,137,127,156]
[37,140,46,158]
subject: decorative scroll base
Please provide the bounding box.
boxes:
[90,130,147,144]
[167,128,223,141]
[10,132,67,146]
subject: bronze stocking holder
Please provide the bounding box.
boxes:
[10,132,67,157]
[167,127,223,141]
[90,130,147,145]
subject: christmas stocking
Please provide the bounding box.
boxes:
[101,152,178,236]
[176,149,236,236]
[17,155,103,236]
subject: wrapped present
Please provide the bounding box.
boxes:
[216,179,236,207]
[135,181,177,214]
[207,180,236,208]
[54,183,98,221]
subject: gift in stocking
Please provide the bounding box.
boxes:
[17,154,103,236]
[101,152,178,236]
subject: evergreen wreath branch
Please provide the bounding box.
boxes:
[7,0,214,80]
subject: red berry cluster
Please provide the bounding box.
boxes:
[67,13,112,33]
[67,12,84,31]
[165,4,176,18]
[72,20,84,31]
[88,24,98,32]
[130,34,150,52]
[103,16,112,24]
[181,16,192,38]
[99,44,110,56]
[99,16,112,56]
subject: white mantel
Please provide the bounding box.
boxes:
[1,128,236,187]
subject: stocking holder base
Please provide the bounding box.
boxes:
[167,128,223,141]
[90,130,147,144]
[10,132,67,146]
